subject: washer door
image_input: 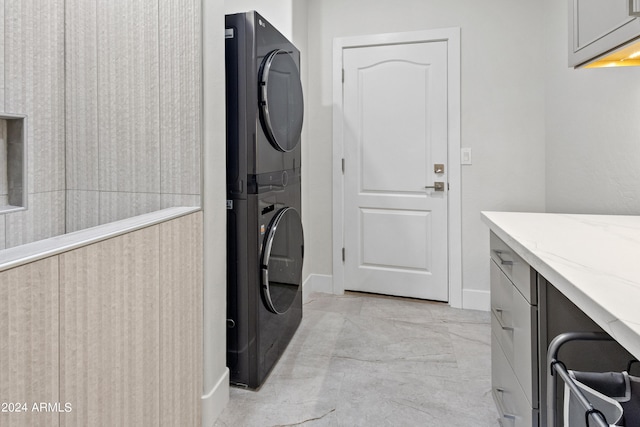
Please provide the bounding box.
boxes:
[259,49,304,153]
[261,207,304,314]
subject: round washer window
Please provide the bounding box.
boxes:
[259,49,304,153]
[261,207,304,314]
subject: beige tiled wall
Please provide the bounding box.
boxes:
[5,0,66,196]
[0,257,60,427]
[5,191,65,247]
[1,0,66,248]
[97,191,162,225]
[159,0,202,196]
[1,0,202,246]
[0,4,5,219]
[65,190,100,233]
[65,0,202,232]
[96,0,161,195]
[0,1,4,106]
[59,225,161,426]
[160,193,202,210]
[0,212,203,426]
[64,0,99,193]
[0,215,5,250]
[0,121,7,200]
[159,211,203,426]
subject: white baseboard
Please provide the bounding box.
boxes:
[302,274,334,303]
[301,275,488,312]
[201,368,229,427]
[462,289,490,311]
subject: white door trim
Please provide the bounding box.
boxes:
[331,28,462,308]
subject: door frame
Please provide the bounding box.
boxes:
[331,28,462,308]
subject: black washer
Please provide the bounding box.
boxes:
[259,49,304,153]
[261,207,304,314]
[225,11,304,389]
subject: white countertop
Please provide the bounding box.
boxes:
[481,211,640,360]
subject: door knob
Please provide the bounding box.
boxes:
[425,182,445,191]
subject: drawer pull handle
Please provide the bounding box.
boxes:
[493,387,517,420]
[492,308,514,331]
[493,250,514,266]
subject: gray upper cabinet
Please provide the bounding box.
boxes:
[569,0,640,67]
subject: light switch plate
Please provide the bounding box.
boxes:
[461,148,472,165]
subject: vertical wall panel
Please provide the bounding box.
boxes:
[159,0,202,198]
[4,0,65,245]
[0,91,4,247]
[65,0,99,192]
[31,0,65,194]
[5,0,65,195]
[0,121,7,199]
[0,0,5,108]
[0,258,59,427]
[3,0,202,239]
[5,191,66,248]
[59,226,160,426]
[98,191,161,225]
[97,0,160,194]
[159,212,203,426]
[160,193,201,209]
[65,190,100,232]
[3,0,29,116]
[0,215,5,250]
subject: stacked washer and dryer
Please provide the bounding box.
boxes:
[225,11,305,389]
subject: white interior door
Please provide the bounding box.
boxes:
[342,41,449,301]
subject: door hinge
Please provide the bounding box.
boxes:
[342,247,345,262]
[341,158,345,173]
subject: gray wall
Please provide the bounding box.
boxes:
[218,0,640,311]
[0,0,202,249]
[304,0,547,308]
[202,0,230,425]
[544,0,640,214]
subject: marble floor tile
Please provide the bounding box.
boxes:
[215,292,498,427]
[305,292,365,315]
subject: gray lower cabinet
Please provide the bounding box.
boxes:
[490,231,635,427]
[538,276,635,426]
[490,232,539,426]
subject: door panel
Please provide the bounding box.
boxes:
[343,41,448,301]
[361,208,431,271]
[360,61,429,194]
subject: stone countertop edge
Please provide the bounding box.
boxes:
[0,206,201,273]
[481,211,640,361]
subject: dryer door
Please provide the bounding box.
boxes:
[258,49,304,153]
[261,207,304,314]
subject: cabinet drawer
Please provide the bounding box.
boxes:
[491,261,538,407]
[490,232,536,305]
[492,333,539,427]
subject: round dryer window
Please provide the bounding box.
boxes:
[261,207,304,314]
[259,49,304,152]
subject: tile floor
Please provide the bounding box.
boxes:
[215,292,499,426]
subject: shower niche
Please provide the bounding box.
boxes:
[0,114,26,214]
